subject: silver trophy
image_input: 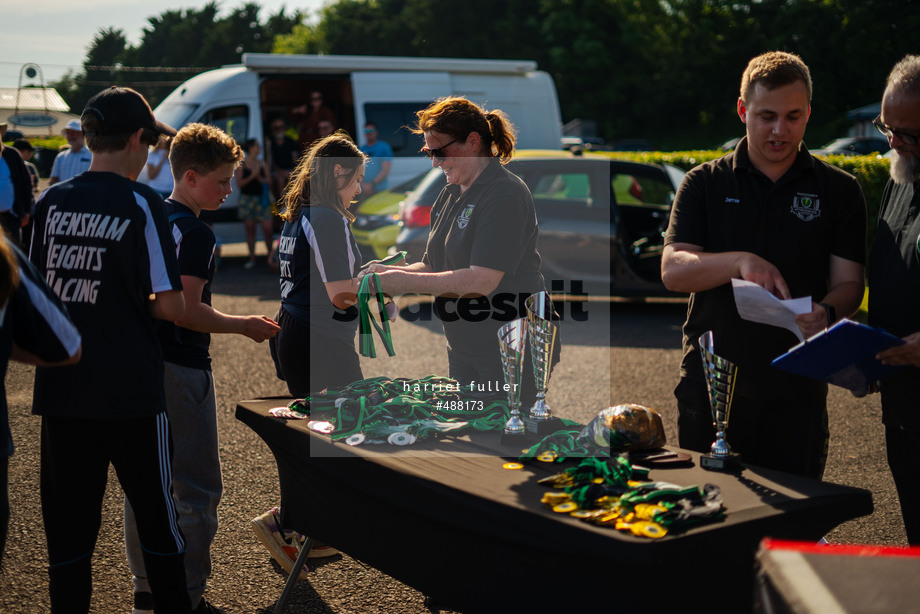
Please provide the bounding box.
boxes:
[698,331,741,471]
[498,318,528,443]
[524,292,565,437]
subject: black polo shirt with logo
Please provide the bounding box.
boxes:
[423,158,546,362]
[664,138,866,399]
[868,179,920,431]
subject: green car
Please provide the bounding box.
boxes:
[351,172,427,260]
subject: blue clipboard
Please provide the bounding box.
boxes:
[771,318,905,393]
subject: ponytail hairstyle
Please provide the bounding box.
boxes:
[278,131,366,223]
[414,97,517,163]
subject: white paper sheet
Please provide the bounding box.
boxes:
[731,279,812,341]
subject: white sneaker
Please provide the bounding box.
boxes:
[252,506,341,580]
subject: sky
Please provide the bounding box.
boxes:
[0,0,327,90]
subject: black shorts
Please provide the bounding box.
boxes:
[270,307,363,397]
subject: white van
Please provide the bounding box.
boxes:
[153,53,563,219]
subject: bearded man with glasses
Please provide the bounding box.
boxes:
[867,54,920,545]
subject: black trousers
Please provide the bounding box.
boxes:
[885,423,920,544]
[675,377,829,480]
[41,414,191,614]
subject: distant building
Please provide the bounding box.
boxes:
[0,87,80,137]
[846,102,882,138]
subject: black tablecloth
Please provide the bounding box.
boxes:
[237,399,873,613]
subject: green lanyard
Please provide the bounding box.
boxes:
[357,273,396,358]
[519,426,587,462]
[360,250,407,270]
[302,375,512,441]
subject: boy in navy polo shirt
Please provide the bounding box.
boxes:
[30,86,190,613]
[124,123,279,614]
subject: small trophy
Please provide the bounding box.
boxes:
[524,292,565,438]
[498,318,528,445]
[698,331,741,471]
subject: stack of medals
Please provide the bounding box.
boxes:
[537,456,724,539]
[273,376,513,446]
[518,428,601,462]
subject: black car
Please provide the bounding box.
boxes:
[810,136,890,156]
[394,152,687,297]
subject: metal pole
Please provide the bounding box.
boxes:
[275,535,314,613]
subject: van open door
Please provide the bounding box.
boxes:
[350,71,451,186]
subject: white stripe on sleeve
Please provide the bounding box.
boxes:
[19,268,82,357]
[342,216,357,275]
[301,215,328,283]
[134,192,175,293]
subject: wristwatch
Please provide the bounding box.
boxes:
[819,302,836,325]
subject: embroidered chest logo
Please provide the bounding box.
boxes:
[791,192,821,221]
[457,203,476,229]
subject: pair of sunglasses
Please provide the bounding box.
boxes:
[421,138,459,160]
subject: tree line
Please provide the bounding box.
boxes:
[55,0,919,150]
[54,3,304,119]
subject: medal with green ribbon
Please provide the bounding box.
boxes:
[357,272,396,358]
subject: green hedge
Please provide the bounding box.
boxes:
[27,136,67,150]
[601,149,890,251]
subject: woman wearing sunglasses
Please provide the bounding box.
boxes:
[360,96,556,403]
